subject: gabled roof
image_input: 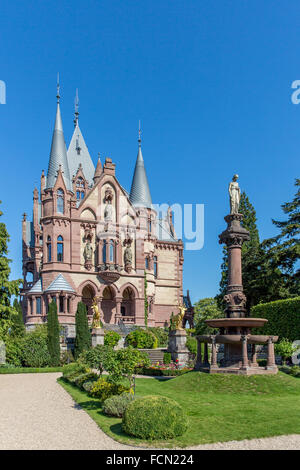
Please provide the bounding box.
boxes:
[46,101,72,191]
[129,141,152,208]
[67,123,95,187]
[28,278,42,293]
[45,274,75,293]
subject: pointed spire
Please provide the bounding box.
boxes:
[46,77,72,191]
[74,88,79,127]
[93,153,102,184]
[129,122,152,208]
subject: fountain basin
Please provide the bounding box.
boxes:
[205,318,268,329]
[197,334,278,345]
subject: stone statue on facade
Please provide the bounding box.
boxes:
[124,238,133,273]
[229,174,240,214]
[104,200,113,221]
[83,240,93,261]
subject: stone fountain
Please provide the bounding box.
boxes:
[195,175,278,375]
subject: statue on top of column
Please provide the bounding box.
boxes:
[229,174,240,214]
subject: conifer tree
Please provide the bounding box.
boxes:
[47,300,60,366]
[0,202,21,340]
[263,178,300,296]
[11,298,25,337]
[74,302,91,359]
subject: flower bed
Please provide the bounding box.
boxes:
[139,363,193,377]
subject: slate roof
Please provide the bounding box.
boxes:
[46,102,72,191]
[129,142,152,208]
[45,274,75,293]
[67,123,95,186]
[28,278,43,293]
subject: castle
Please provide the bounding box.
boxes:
[21,87,186,337]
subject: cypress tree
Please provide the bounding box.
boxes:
[11,298,25,337]
[74,302,91,359]
[47,300,60,366]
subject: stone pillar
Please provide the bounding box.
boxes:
[115,296,121,324]
[241,335,249,368]
[32,296,36,315]
[27,296,31,315]
[167,329,189,366]
[63,295,67,314]
[251,344,258,367]
[204,342,209,366]
[211,335,217,368]
[267,336,276,368]
[91,327,105,347]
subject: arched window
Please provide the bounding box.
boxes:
[57,236,63,262]
[76,177,84,188]
[57,189,64,214]
[102,240,107,263]
[154,256,158,278]
[47,236,52,262]
[109,240,114,262]
[59,295,64,313]
[76,178,85,203]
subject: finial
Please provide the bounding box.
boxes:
[56,73,60,103]
[74,88,79,127]
[138,120,142,147]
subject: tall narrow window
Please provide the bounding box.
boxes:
[154,256,158,278]
[102,240,107,263]
[59,295,64,313]
[148,219,152,233]
[36,297,41,314]
[109,240,114,262]
[57,189,64,214]
[145,256,149,269]
[76,178,85,204]
[47,236,52,262]
[57,236,64,262]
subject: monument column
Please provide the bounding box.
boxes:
[241,335,249,368]
[211,335,217,368]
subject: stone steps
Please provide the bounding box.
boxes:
[139,348,167,364]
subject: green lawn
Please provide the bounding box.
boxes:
[58,371,300,448]
[0,366,63,374]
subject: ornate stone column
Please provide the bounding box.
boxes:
[219,214,250,318]
[27,296,31,315]
[195,338,203,370]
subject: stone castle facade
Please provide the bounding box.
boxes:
[21,90,185,334]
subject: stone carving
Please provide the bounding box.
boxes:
[83,240,93,261]
[124,238,133,273]
[91,297,102,328]
[229,174,240,214]
[223,291,247,308]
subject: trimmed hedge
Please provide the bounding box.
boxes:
[123,395,188,440]
[251,297,300,341]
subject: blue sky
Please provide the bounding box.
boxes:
[0,1,299,303]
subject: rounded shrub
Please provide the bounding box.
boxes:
[122,395,188,440]
[126,329,158,349]
[62,362,88,379]
[104,330,121,348]
[103,393,135,417]
[163,352,171,365]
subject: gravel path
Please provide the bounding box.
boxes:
[0,373,132,450]
[0,372,299,450]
